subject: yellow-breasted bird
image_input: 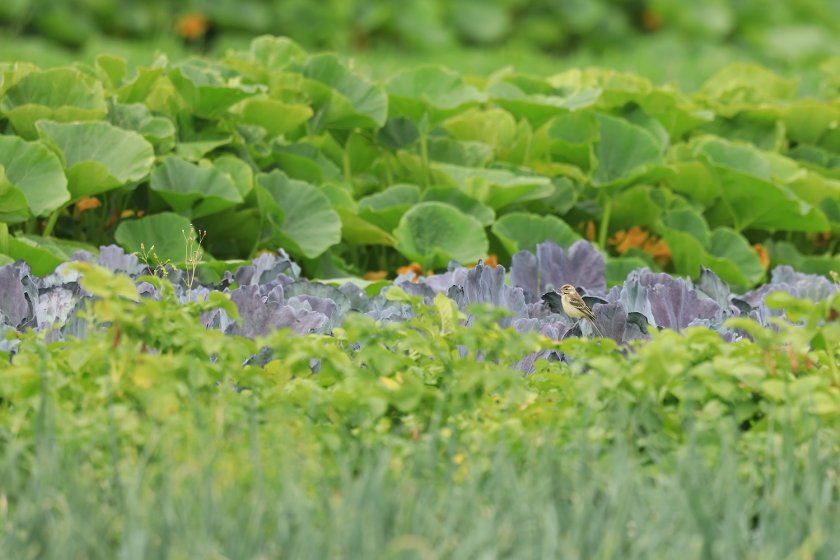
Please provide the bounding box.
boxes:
[543,284,604,337]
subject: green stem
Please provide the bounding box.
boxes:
[43,204,68,237]
[0,222,9,255]
[420,131,430,188]
[379,246,388,274]
[249,219,264,260]
[598,195,612,250]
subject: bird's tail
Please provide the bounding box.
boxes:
[587,318,604,338]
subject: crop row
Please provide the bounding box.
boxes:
[2,240,837,359]
[1,242,839,555]
[0,36,838,287]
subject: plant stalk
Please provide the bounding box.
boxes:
[0,222,8,255]
[420,130,430,188]
[598,195,612,250]
[43,204,68,237]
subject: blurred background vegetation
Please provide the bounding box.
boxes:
[1,0,839,88]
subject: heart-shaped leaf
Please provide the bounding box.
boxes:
[387,65,487,124]
[0,136,69,217]
[37,120,154,199]
[255,170,341,259]
[393,202,488,269]
[115,212,198,265]
[302,54,387,130]
[150,156,243,219]
[492,212,579,256]
[0,67,107,139]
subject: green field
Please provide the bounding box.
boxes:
[2,264,839,558]
[1,1,840,557]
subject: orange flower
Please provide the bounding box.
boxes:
[175,12,208,40]
[752,243,770,270]
[484,254,498,268]
[609,226,649,255]
[582,220,597,242]
[643,238,671,267]
[609,226,671,267]
[397,262,423,282]
[75,196,101,214]
[363,270,388,281]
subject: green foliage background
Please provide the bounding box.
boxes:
[1,2,840,556]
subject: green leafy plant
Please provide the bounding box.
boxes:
[1,265,838,556]
[0,37,836,284]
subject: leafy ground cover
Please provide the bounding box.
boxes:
[1,240,837,354]
[1,244,839,557]
[0,35,838,289]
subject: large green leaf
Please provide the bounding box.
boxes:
[694,137,829,232]
[606,256,651,286]
[783,101,840,146]
[487,72,600,126]
[0,135,69,217]
[707,228,765,286]
[107,102,176,152]
[174,134,232,161]
[169,61,259,118]
[386,65,487,124]
[95,53,127,89]
[659,207,763,288]
[665,158,721,208]
[443,108,516,153]
[608,185,669,231]
[7,234,97,276]
[358,183,421,232]
[543,110,599,170]
[228,35,307,81]
[432,163,554,209]
[426,137,493,167]
[115,66,165,104]
[114,212,197,265]
[255,170,341,258]
[235,97,313,138]
[491,212,579,256]
[150,156,243,219]
[37,120,154,199]
[393,202,488,269]
[699,63,798,116]
[337,208,395,246]
[421,187,495,226]
[301,54,387,130]
[547,68,711,138]
[0,166,28,223]
[213,155,254,199]
[272,144,342,183]
[592,112,665,187]
[0,67,107,139]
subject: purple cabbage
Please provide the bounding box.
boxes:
[1,243,836,371]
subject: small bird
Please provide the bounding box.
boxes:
[558,283,603,337]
